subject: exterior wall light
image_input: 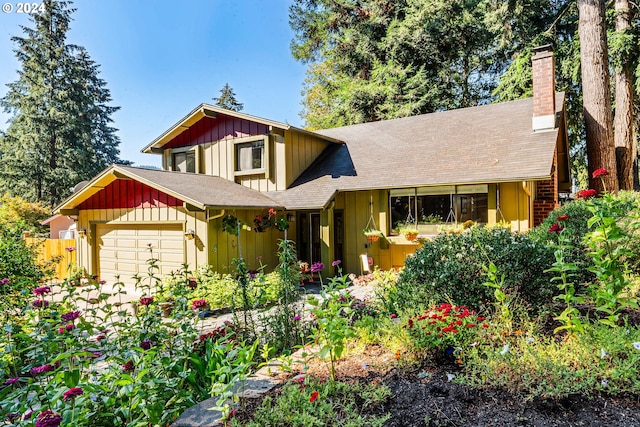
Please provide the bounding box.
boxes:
[78,229,86,238]
[185,229,195,240]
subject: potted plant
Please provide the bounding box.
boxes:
[400,226,420,241]
[363,229,382,243]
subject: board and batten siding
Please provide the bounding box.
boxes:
[74,179,208,281]
[284,130,334,188]
[334,182,534,272]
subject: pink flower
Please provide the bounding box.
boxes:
[63,387,83,401]
[65,246,76,252]
[592,168,609,179]
[33,286,51,296]
[390,313,397,319]
[309,391,319,402]
[332,260,342,267]
[61,311,81,322]
[294,315,301,321]
[35,410,62,427]
[576,189,597,199]
[191,299,207,310]
[139,296,154,306]
[548,223,564,233]
[30,364,55,375]
[268,208,277,216]
[4,377,19,385]
[32,299,49,308]
[310,262,324,273]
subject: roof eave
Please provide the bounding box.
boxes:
[141,104,294,154]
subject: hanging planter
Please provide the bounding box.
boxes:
[363,229,382,243]
[401,227,419,241]
[222,215,241,235]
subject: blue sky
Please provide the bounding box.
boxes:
[0,0,306,167]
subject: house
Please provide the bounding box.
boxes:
[55,45,570,284]
[41,214,76,239]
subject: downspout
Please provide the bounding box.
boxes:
[522,181,532,230]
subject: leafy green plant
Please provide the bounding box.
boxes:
[403,303,486,362]
[395,227,557,313]
[232,376,391,427]
[307,264,355,381]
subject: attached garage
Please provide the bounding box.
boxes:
[97,223,185,286]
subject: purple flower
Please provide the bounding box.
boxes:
[0,278,9,286]
[23,410,33,420]
[332,260,341,267]
[35,410,62,427]
[30,364,55,375]
[294,315,301,321]
[63,387,83,401]
[139,296,154,306]
[32,299,49,308]
[4,377,19,385]
[33,286,51,296]
[140,339,153,350]
[310,262,325,273]
[61,311,80,322]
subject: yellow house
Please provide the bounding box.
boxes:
[55,45,570,283]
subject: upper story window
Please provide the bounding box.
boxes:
[173,150,196,173]
[233,135,269,176]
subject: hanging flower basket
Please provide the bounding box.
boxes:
[363,229,382,243]
[401,228,419,241]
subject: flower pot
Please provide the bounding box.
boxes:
[404,231,419,241]
[366,234,380,243]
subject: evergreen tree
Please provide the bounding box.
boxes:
[213,83,244,112]
[0,0,126,207]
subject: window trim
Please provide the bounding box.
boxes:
[232,134,269,178]
[169,146,200,173]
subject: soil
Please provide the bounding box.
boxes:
[235,344,640,427]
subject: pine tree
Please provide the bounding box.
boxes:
[0,0,126,207]
[213,83,244,112]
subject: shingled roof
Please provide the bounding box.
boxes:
[267,94,565,209]
[57,165,282,211]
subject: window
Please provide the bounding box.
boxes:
[172,151,196,173]
[233,136,269,176]
[390,185,489,231]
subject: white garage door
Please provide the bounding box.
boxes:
[97,224,185,287]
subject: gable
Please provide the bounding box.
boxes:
[163,115,270,150]
[77,179,182,210]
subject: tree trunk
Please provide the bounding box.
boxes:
[613,0,638,190]
[578,0,618,193]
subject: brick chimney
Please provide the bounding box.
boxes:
[531,44,556,131]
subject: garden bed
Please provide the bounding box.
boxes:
[234,345,640,426]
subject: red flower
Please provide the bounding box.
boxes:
[592,168,609,179]
[122,360,134,373]
[139,296,154,306]
[191,299,208,310]
[576,189,597,199]
[63,387,84,401]
[268,208,277,216]
[310,391,319,402]
[548,223,564,233]
[557,214,569,221]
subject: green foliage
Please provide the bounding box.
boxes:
[308,268,356,381]
[0,1,127,207]
[234,377,391,427]
[0,194,50,234]
[403,303,487,362]
[290,0,517,129]
[395,227,557,313]
[0,275,257,427]
[463,321,640,399]
[0,229,47,300]
[213,82,244,112]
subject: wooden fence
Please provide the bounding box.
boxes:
[25,238,76,281]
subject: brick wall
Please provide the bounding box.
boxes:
[533,150,559,226]
[532,45,556,118]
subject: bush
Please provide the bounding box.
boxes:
[394,227,557,312]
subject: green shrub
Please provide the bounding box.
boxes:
[395,227,557,312]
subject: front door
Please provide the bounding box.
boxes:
[297,212,321,265]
